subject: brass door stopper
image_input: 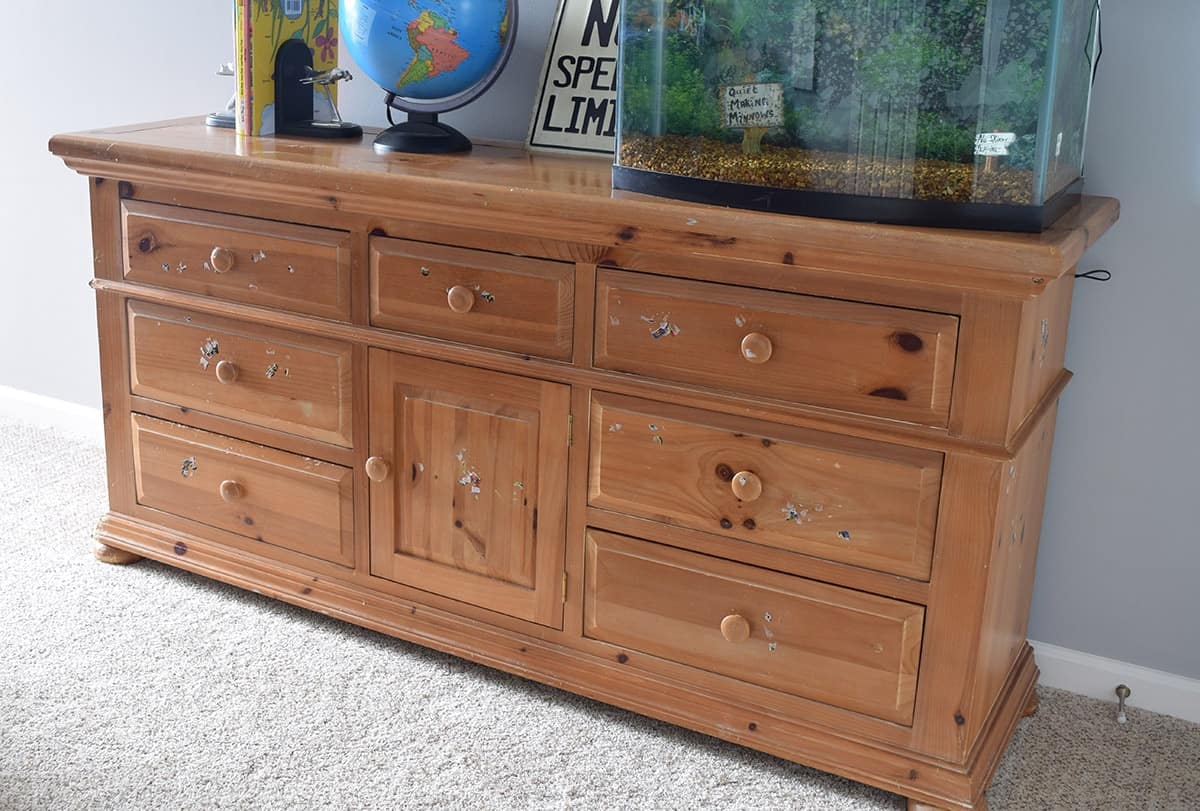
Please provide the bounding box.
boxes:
[1115,684,1131,725]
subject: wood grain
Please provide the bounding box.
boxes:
[370,237,574,360]
[127,300,354,446]
[595,270,959,426]
[584,530,924,724]
[122,200,352,320]
[589,393,943,580]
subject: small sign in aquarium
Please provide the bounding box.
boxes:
[614,0,1102,231]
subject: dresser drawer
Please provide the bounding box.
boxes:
[589,394,941,579]
[370,237,574,360]
[584,531,923,724]
[594,270,958,425]
[122,201,352,320]
[131,414,354,566]
[128,301,353,446]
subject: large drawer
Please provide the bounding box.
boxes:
[127,301,354,446]
[131,414,354,566]
[370,237,574,360]
[594,270,958,425]
[589,394,942,580]
[584,531,924,724]
[122,201,352,320]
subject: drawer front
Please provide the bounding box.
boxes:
[131,414,354,566]
[595,270,958,425]
[122,201,352,320]
[128,301,353,446]
[370,237,574,360]
[589,394,942,579]
[584,531,924,724]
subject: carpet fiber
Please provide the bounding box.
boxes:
[2,416,1197,810]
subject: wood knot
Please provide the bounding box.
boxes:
[173,542,188,556]
[118,181,133,198]
[868,387,908,401]
[301,587,312,595]
[908,769,919,780]
[719,518,733,530]
[137,235,156,253]
[782,252,795,265]
[954,712,966,726]
[617,226,638,242]
[891,332,924,353]
[742,518,757,530]
[616,653,629,664]
[715,464,734,481]
[747,722,758,732]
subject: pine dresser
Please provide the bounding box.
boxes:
[51,119,1117,811]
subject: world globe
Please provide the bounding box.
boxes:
[341,0,517,153]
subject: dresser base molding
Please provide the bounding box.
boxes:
[94,511,1035,811]
[92,538,142,565]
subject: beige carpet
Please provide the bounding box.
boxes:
[1,416,1197,810]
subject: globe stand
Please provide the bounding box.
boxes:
[374,111,472,155]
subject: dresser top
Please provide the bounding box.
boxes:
[51,117,1117,292]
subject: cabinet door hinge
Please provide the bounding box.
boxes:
[567,414,574,447]
[562,571,568,603]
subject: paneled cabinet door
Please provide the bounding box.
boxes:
[368,349,571,628]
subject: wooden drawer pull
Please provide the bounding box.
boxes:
[720,613,751,643]
[365,456,391,483]
[730,470,763,502]
[219,479,243,502]
[210,246,236,274]
[214,360,239,384]
[740,332,773,364]
[447,285,475,314]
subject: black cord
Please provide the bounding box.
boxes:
[1090,0,1103,87]
[1075,269,1112,282]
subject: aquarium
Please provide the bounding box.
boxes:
[614,0,1101,231]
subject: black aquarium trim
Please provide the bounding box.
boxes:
[612,166,1084,233]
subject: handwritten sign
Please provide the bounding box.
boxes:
[527,0,619,155]
[974,132,1018,157]
[721,83,784,130]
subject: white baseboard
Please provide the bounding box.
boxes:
[2,387,1197,723]
[0,385,104,447]
[1031,639,1200,723]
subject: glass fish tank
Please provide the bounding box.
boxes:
[614,0,1101,231]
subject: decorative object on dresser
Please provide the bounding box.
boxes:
[50,119,1117,811]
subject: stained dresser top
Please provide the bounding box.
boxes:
[51,117,1118,296]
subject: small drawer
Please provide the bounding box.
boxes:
[589,394,942,580]
[128,301,353,446]
[131,414,354,566]
[584,531,924,724]
[595,270,958,425]
[370,237,574,360]
[122,201,352,320]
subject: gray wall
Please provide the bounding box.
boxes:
[3,2,1195,678]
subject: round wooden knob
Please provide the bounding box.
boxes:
[730,470,763,502]
[210,246,235,274]
[365,456,391,483]
[720,614,751,643]
[219,480,243,502]
[447,285,475,314]
[214,360,239,384]
[740,332,773,364]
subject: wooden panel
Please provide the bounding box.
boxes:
[584,531,924,725]
[127,301,353,446]
[595,270,959,426]
[130,414,353,566]
[370,237,574,359]
[122,200,351,320]
[368,350,570,627]
[589,394,943,580]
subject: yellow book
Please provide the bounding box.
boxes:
[235,0,340,136]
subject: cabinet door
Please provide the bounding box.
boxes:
[368,349,570,627]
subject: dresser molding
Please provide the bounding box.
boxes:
[53,119,1117,811]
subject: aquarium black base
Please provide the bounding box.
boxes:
[613,166,1084,233]
[374,113,472,155]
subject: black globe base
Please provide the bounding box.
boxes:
[374,112,471,154]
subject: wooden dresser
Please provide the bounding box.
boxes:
[51,119,1117,811]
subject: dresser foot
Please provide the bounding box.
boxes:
[1022,690,1040,718]
[907,799,988,811]
[93,539,142,565]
